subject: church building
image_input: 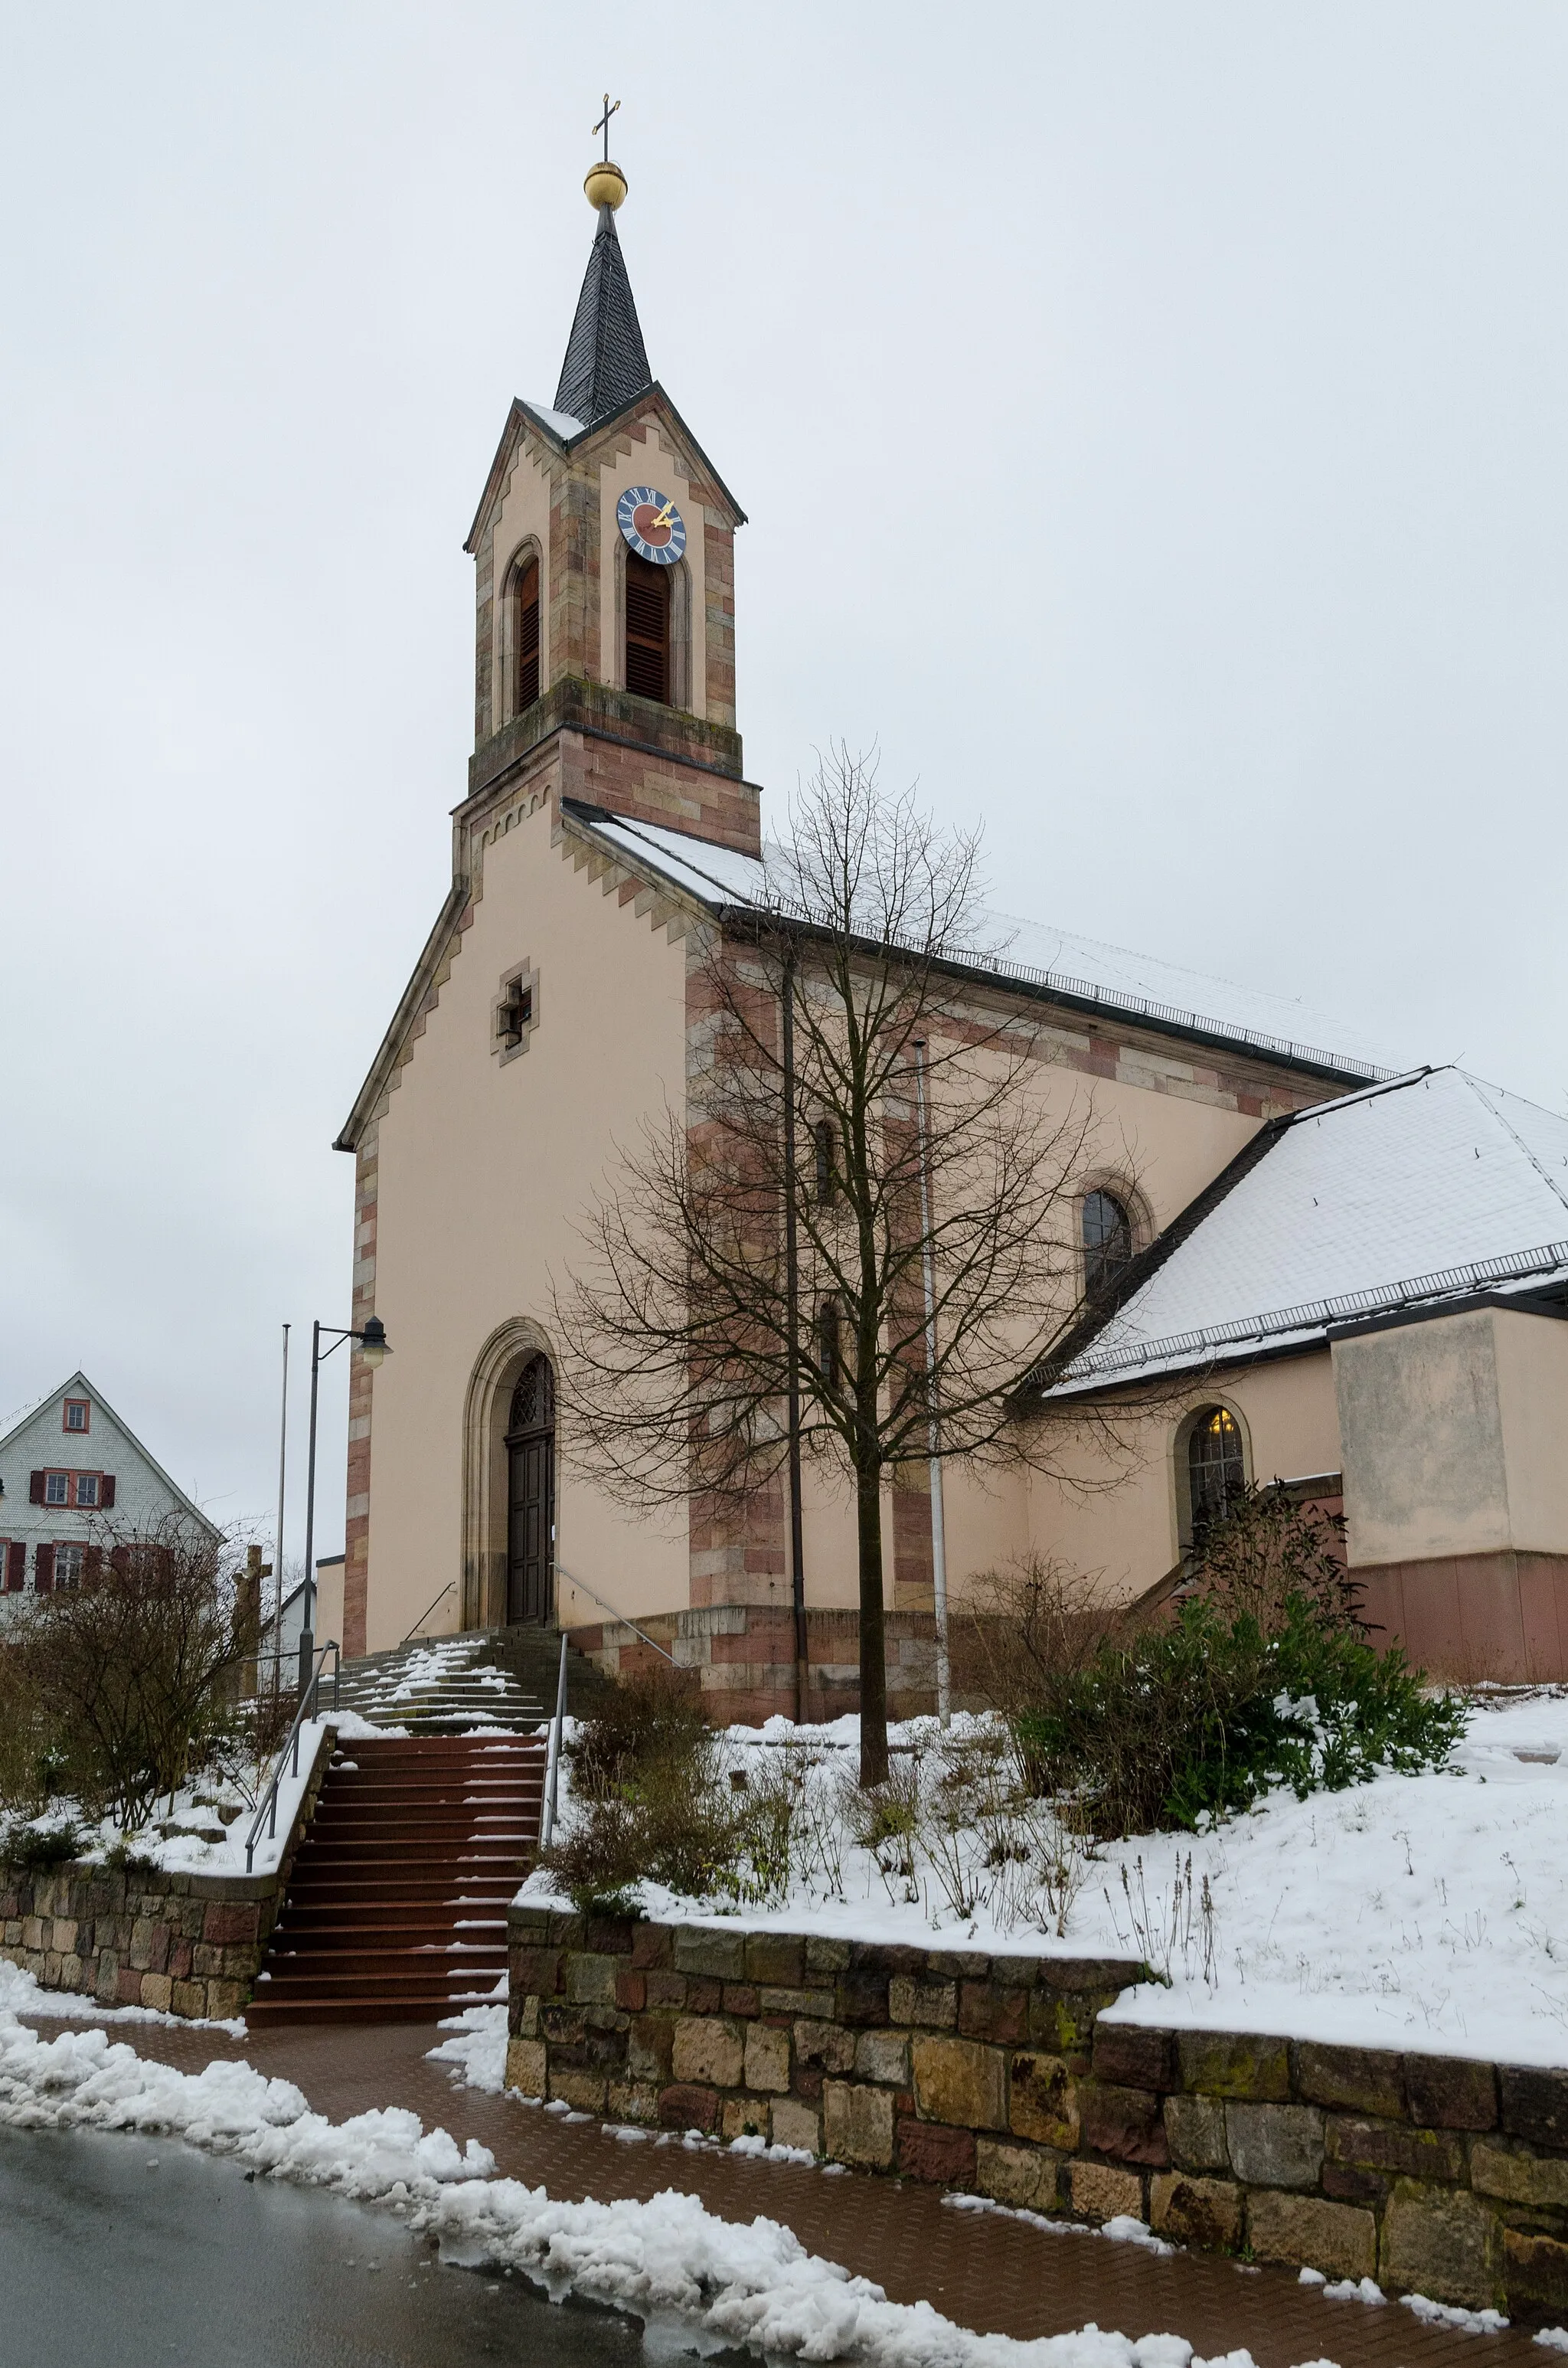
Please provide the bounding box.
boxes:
[335,150,1568,1706]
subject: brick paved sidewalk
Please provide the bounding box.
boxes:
[12,2013,1541,2368]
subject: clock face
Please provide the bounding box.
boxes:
[617,484,687,567]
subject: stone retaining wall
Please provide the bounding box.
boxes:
[0,1726,335,2020]
[508,1907,1568,2320]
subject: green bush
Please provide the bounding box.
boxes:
[2,1817,85,1869]
[1016,1592,1464,1837]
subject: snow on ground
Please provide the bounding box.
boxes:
[0,1999,1337,2368]
[521,1693,1568,2069]
[427,2003,509,2093]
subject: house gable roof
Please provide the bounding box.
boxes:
[0,1369,221,1535]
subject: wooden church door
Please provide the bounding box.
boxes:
[505,1355,555,1624]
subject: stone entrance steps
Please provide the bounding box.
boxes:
[248,1735,542,2026]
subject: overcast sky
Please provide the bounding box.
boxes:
[2,3,1565,1566]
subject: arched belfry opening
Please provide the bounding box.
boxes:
[505,1352,556,1624]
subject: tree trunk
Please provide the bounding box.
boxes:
[856,1457,889,1787]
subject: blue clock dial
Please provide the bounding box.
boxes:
[617,484,687,566]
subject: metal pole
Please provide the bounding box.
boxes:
[781,953,808,1723]
[912,1041,951,1727]
[272,1323,290,1690]
[541,1629,569,1853]
[298,1320,322,1695]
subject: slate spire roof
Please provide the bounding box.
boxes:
[554,204,654,430]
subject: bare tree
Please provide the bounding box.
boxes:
[555,749,1141,1785]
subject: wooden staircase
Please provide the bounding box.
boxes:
[247,1733,544,2026]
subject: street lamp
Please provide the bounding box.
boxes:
[298,1315,391,1690]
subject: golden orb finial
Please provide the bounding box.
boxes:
[585,158,628,211]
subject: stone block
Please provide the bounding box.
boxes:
[1325,2114,1465,2183]
[746,1934,805,1987]
[50,1918,78,1958]
[721,2095,771,2141]
[1403,2052,1497,2131]
[855,2029,910,2087]
[567,1954,622,2007]
[548,2064,608,2114]
[1010,2053,1080,2149]
[659,2082,720,2133]
[976,2137,1058,2210]
[911,2036,1007,2131]
[1093,2025,1175,2092]
[722,1985,760,2019]
[628,2020,675,2084]
[794,2019,857,2074]
[673,1929,748,1981]
[1295,2041,1405,2118]
[837,1971,890,2025]
[1225,2101,1324,2190]
[630,1922,674,1971]
[1079,2082,1168,2167]
[1027,1990,1093,2067]
[890,1974,958,2029]
[770,2097,821,2154]
[1248,2190,1377,2281]
[201,1902,259,1948]
[1501,2065,1568,2151]
[645,1971,688,2013]
[584,1915,635,1958]
[1323,2161,1392,2210]
[745,2023,792,2093]
[139,1973,173,2013]
[1472,2141,1568,2209]
[616,1971,646,2013]
[1150,2173,1243,2252]
[116,1967,142,2005]
[541,2003,586,2048]
[1069,2160,1143,2222]
[1504,2228,1568,2317]
[1178,2031,1291,2101]
[1039,1957,1145,1994]
[805,1936,853,1974]
[958,1984,1028,2046]
[896,2118,976,2186]
[1381,2180,1502,2310]
[823,2080,895,2169]
[686,1977,723,2016]
[671,2016,744,2088]
[505,2038,547,2097]
[606,2081,660,2127]
[1165,2094,1229,2171]
[759,1986,835,2019]
[207,1979,247,2020]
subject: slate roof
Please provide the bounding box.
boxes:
[554,206,654,430]
[1050,1067,1568,1392]
[570,806,1396,1084]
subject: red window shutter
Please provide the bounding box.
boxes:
[29,1470,46,1504]
[100,1473,116,1509]
[5,1542,23,1591]
[34,1543,54,1594]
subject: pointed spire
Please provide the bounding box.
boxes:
[554,202,653,430]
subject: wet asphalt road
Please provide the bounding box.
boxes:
[0,2127,666,2368]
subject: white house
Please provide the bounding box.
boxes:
[0,1372,219,1614]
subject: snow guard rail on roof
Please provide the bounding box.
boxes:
[1050,1235,1568,1389]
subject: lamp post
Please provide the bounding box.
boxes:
[298,1314,390,1691]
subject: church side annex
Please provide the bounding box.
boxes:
[334,150,1568,1709]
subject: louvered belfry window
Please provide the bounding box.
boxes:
[512,557,541,713]
[624,552,669,703]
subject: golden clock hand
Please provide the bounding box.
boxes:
[650,500,676,529]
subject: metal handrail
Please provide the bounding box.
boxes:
[538,1630,570,1857]
[244,1640,340,1874]
[553,1560,676,1664]
[402,1580,455,1644]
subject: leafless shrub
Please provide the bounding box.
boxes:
[1102,1853,1218,1990]
[957,1553,1144,1719]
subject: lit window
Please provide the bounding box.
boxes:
[1187,1407,1245,1547]
[64,1399,90,1434]
[54,1545,85,1588]
[74,1473,100,1508]
[1083,1190,1133,1299]
[44,1472,68,1506]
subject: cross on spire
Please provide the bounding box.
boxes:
[593,93,620,162]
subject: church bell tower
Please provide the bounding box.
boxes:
[462,129,757,855]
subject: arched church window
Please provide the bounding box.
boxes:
[508,1355,555,1437]
[625,552,669,703]
[816,1297,841,1394]
[1082,1189,1133,1299]
[507,554,541,715]
[1187,1406,1245,1549]
[814,1119,837,1205]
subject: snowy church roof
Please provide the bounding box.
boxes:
[1052,1067,1568,1392]
[576,809,1397,1084]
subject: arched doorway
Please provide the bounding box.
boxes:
[505,1354,555,1624]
